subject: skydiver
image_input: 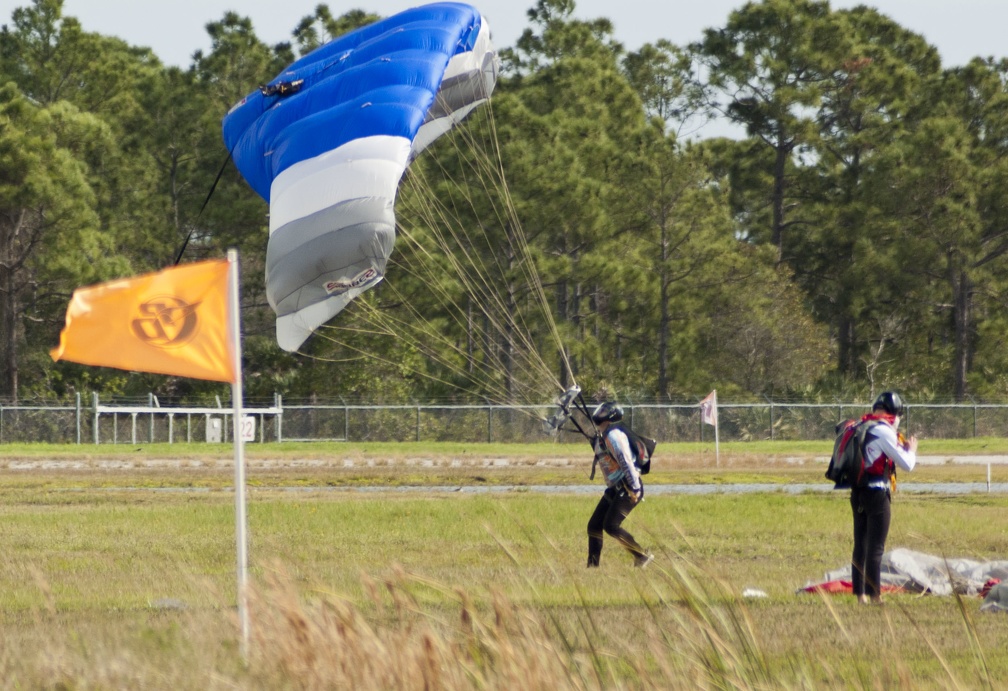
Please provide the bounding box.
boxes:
[586,401,653,568]
[849,391,918,604]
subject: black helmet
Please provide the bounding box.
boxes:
[591,401,623,424]
[873,391,905,416]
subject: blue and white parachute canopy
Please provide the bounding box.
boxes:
[222,3,498,352]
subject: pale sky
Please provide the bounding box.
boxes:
[41,0,1008,70]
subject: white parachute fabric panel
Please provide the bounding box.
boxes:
[221,3,498,351]
[816,548,1008,596]
[266,135,408,351]
[268,135,411,234]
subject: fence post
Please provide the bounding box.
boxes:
[277,393,285,443]
[769,399,775,441]
[149,393,156,443]
[75,392,81,444]
[416,405,421,442]
[93,392,100,445]
[487,404,493,443]
[339,396,347,443]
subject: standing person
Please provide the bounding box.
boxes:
[851,391,918,604]
[586,401,653,568]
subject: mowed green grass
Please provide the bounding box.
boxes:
[4,435,1008,460]
[0,442,1006,688]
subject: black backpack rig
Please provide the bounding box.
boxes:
[825,418,884,489]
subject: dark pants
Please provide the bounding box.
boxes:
[850,486,892,598]
[587,486,646,566]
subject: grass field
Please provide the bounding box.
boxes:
[0,441,1006,688]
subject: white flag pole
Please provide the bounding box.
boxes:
[713,390,720,467]
[227,248,250,659]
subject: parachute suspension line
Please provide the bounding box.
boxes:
[315,285,555,415]
[568,392,598,442]
[380,251,556,406]
[434,101,578,390]
[318,293,551,413]
[314,316,518,403]
[425,103,577,391]
[314,124,559,407]
[318,147,557,405]
[313,102,575,414]
[395,144,562,400]
[378,209,559,406]
[347,245,516,377]
[396,174,544,369]
[443,107,566,393]
[173,150,233,266]
[309,258,522,403]
[484,111,578,391]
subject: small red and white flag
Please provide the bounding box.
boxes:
[700,390,718,426]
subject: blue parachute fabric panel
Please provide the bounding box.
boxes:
[269,96,425,177]
[234,69,447,198]
[278,5,482,75]
[222,3,484,201]
[220,2,497,351]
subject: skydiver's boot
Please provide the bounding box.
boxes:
[587,535,603,568]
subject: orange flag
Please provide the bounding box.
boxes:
[50,258,235,383]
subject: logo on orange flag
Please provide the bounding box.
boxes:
[50,259,235,383]
[132,297,202,346]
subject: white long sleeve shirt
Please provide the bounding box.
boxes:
[593,426,642,492]
[862,421,916,490]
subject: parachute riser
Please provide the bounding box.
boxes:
[569,391,606,480]
[571,391,600,441]
[543,385,598,442]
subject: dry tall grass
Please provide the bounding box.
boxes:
[0,552,782,689]
[242,560,776,690]
[1,551,1002,690]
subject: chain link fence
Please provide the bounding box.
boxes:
[1,394,1006,444]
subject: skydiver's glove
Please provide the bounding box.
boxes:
[627,483,644,505]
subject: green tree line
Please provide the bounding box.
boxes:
[2,0,1006,406]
